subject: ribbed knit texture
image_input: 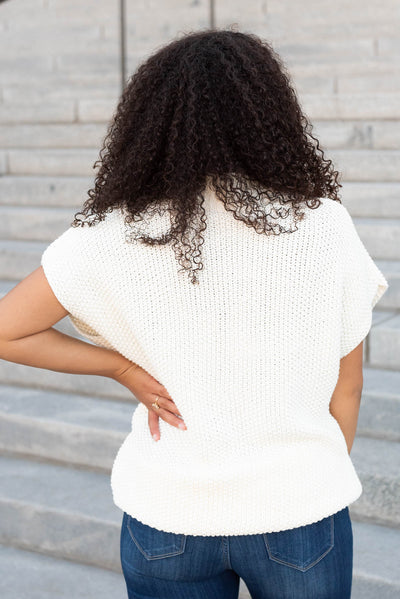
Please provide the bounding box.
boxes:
[41,187,389,536]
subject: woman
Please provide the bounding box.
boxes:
[0,28,389,599]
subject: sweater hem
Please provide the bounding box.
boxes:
[110,434,363,536]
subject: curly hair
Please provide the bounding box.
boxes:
[71,27,342,285]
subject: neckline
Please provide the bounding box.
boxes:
[202,183,230,214]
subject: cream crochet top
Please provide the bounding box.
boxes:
[41,185,389,536]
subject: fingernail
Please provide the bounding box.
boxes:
[178,423,186,430]
[152,434,159,441]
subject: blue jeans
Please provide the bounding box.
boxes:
[120,505,353,598]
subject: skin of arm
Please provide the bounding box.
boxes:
[0,267,133,378]
[329,342,364,455]
[0,267,185,440]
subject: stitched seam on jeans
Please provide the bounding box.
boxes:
[301,514,335,571]
[263,515,335,571]
[126,517,186,559]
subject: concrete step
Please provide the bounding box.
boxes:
[359,368,400,442]
[369,314,400,370]
[350,520,400,599]
[336,73,400,94]
[299,93,400,120]
[0,383,133,471]
[0,151,6,175]
[1,53,120,76]
[55,53,120,74]
[2,120,400,151]
[299,35,400,60]
[6,149,99,177]
[348,216,400,260]
[0,101,75,125]
[0,123,108,149]
[369,312,400,369]
[0,0,118,26]
[2,81,120,102]
[0,72,120,87]
[0,206,76,241]
[2,93,400,125]
[251,1,400,34]
[0,355,129,402]
[330,150,400,182]
[3,148,400,180]
[269,22,400,44]
[0,453,398,596]
[0,54,54,78]
[0,544,126,599]
[295,72,400,95]
[0,454,122,571]
[350,436,400,527]
[278,38,375,63]
[0,21,102,43]
[312,120,400,150]
[0,27,117,58]
[0,175,93,207]
[289,60,400,79]
[340,183,400,218]
[0,239,48,280]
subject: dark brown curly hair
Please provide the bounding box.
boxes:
[71,27,342,284]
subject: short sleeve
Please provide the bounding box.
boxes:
[339,204,389,359]
[41,226,116,350]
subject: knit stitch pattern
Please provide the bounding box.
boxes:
[41,188,389,536]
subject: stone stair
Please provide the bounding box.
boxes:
[0,544,126,599]
[1,1,399,598]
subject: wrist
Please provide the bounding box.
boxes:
[108,352,136,381]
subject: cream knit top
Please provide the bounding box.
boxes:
[41,186,389,536]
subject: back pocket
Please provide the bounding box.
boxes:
[263,514,334,572]
[126,513,187,560]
